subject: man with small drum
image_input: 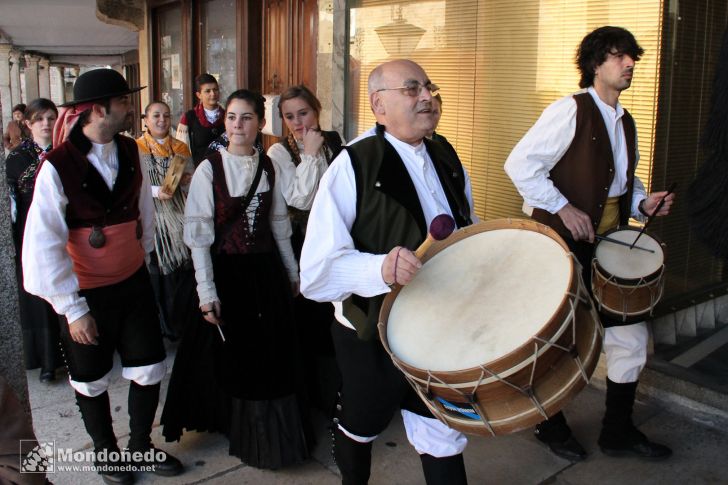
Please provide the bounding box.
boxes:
[505,26,674,461]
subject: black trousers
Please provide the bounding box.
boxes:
[59,265,166,383]
[331,323,432,437]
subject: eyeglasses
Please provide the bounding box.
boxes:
[376,80,440,97]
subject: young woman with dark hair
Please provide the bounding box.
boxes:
[162,89,310,469]
[6,98,62,383]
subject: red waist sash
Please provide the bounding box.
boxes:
[67,220,145,289]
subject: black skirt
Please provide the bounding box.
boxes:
[161,250,309,468]
[13,239,62,372]
[147,256,198,341]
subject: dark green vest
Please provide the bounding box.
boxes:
[343,125,472,340]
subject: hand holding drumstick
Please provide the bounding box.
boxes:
[381,214,456,286]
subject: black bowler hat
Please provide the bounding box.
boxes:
[59,68,145,107]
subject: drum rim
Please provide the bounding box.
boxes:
[379,218,577,377]
[593,225,666,285]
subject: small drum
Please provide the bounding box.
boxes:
[378,219,602,436]
[591,227,665,321]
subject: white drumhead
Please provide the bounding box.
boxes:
[594,229,664,279]
[387,228,572,372]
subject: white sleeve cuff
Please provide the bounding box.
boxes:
[551,196,570,215]
[46,293,90,323]
[190,247,219,306]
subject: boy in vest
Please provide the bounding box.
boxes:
[175,73,224,165]
[505,26,675,461]
[23,69,183,484]
[301,59,478,484]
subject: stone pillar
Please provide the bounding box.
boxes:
[0,109,30,410]
[0,43,12,130]
[51,66,66,105]
[24,54,40,102]
[66,67,79,102]
[9,50,21,109]
[38,58,51,100]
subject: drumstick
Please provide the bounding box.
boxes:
[414,214,456,259]
[215,323,226,342]
[630,182,677,249]
[595,234,654,253]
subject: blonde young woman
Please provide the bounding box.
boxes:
[162,90,309,469]
[266,85,344,418]
[136,101,195,340]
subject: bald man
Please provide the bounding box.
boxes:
[300,60,478,484]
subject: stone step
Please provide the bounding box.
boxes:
[651,293,728,345]
[591,352,728,432]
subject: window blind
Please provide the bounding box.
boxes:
[346,0,663,221]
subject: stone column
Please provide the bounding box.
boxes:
[0,109,30,410]
[9,50,21,109]
[51,66,66,105]
[66,67,79,102]
[24,54,40,102]
[0,43,12,130]
[38,58,51,100]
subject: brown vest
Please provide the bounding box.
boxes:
[532,92,637,240]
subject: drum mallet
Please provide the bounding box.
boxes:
[414,214,456,259]
[630,182,677,249]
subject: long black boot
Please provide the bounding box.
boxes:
[420,453,467,485]
[598,378,671,459]
[127,381,183,476]
[534,411,586,461]
[333,425,372,485]
[75,391,133,484]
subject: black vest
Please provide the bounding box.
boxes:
[278,130,344,167]
[186,108,224,165]
[343,125,472,340]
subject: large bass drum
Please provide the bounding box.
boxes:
[379,219,602,436]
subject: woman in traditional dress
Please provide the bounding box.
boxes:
[162,89,309,469]
[175,73,224,166]
[136,101,196,340]
[6,98,62,382]
[266,84,343,417]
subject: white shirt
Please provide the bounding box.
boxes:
[300,129,478,329]
[267,139,335,210]
[22,139,156,323]
[203,107,220,124]
[504,87,646,217]
[184,149,298,306]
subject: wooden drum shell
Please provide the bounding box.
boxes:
[591,227,666,321]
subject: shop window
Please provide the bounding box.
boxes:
[200,0,238,100]
[157,4,185,128]
[346,0,663,221]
